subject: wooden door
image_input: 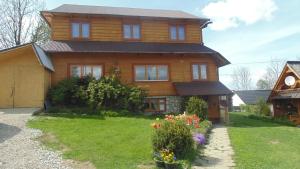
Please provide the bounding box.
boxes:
[0,66,14,108]
[14,65,44,107]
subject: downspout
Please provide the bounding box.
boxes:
[200,20,212,45]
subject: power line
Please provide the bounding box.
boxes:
[228,60,285,65]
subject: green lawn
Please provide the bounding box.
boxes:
[228,112,300,169]
[28,115,155,169]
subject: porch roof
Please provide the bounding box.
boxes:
[173,81,232,96]
[42,41,230,67]
[271,89,300,99]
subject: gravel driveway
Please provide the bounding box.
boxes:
[0,108,71,169]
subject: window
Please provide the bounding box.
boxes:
[170,25,185,41]
[192,64,207,80]
[70,65,103,79]
[123,24,141,40]
[145,98,166,112]
[134,65,169,81]
[71,22,90,39]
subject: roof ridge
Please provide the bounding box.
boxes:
[43,4,208,20]
[58,4,187,13]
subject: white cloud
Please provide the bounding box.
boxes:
[202,0,278,30]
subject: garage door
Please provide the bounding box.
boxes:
[0,66,14,107]
[0,65,44,108]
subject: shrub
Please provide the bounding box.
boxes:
[185,97,208,119]
[87,76,146,112]
[255,98,271,116]
[152,120,194,158]
[48,77,92,106]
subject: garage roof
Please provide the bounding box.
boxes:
[0,43,54,71]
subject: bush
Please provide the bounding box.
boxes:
[240,98,270,116]
[48,71,147,113]
[185,97,208,119]
[248,114,296,126]
[152,120,194,158]
[48,77,93,106]
[256,98,271,116]
[87,75,147,112]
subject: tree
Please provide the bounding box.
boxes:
[256,59,285,89]
[0,0,50,49]
[256,79,270,89]
[231,67,252,90]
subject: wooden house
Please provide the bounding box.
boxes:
[0,4,232,122]
[268,61,300,125]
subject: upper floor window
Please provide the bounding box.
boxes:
[123,24,141,40]
[170,25,185,41]
[134,65,168,81]
[72,22,90,39]
[70,65,103,80]
[192,64,207,80]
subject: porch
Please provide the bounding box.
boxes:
[271,90,300,125]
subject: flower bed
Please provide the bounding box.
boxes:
[151,113,212,168]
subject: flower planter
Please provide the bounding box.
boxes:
[164,162,179,169]
[154,159,165,168]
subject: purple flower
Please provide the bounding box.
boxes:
[193,133,206,145]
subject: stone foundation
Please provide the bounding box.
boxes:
[146,96,182,113]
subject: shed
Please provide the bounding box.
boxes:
[0,43,54,108]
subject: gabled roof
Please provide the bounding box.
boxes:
[0,43,54,71]
[42,4,208,21]
[174,81,233,96]
[287,61,300,78]
[235,90,271,104]
[42,41,230,67]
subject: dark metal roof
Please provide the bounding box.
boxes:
[43,4,207,21]
[235,90,271,104]
[271,89,300,99]
[42,41,230,67]
[287,61,300,77]
[173,81,233,96]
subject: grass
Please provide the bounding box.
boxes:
[228,112,300,169]
[28,114,155,169]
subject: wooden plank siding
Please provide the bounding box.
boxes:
[50,53,218,96]
[0,45,49,108]
[51,16,202,43]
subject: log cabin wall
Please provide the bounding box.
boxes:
[50,53,218,96]
[51,15,202,43]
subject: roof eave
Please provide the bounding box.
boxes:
[41,11,208,21]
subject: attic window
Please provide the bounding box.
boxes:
[123,24,141,40]
[170,25,185,41]
[71,22,90,39]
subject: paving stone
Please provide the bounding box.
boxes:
[192,125,235,169]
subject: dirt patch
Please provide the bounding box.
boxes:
[64,160,96,169]
[137,163,155,169]
[38,132,70,152]
[269,140,280,145]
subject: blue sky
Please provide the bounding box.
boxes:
[46,0,300,88]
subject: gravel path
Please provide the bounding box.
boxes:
[193,125,235,169]
[0,108,72,169]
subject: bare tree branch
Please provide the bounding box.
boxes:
[0,0,49,49]
[231,67,252,90]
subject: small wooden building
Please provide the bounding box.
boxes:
[268,61,300,125]
[0,43,53,108]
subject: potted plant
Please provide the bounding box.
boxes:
[153,152,165,168]
[160,149,179,169]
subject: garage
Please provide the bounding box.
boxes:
[0,43,54,108]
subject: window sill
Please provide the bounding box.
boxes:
[134,80,169,82]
